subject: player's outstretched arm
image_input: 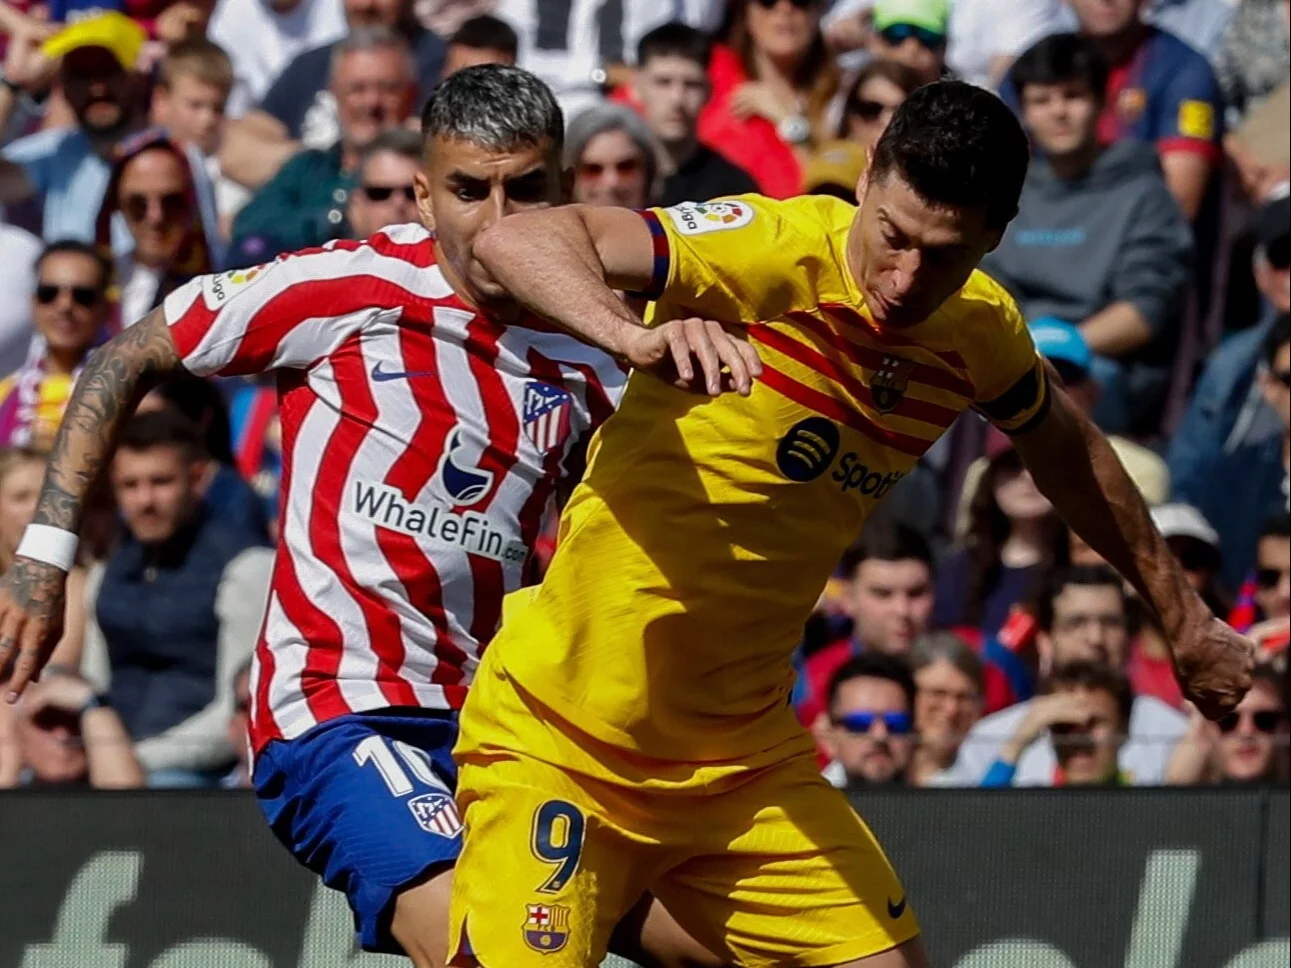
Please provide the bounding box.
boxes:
[474,205,761,395]
[1010,372,1255,720]
[0,308,182,700]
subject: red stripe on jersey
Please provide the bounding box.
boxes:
[462,317,518,648]
[564,360,619,430]
[787,312,975,399]
[367,231,437,268]
[168,295,219,362]
[821,303,970,371]
[517,349,573,551]
[380,320,464,688]
[320,345,420,708]
[751,324,961,428]
[757,361,929,458]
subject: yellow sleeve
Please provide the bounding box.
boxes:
[962,284,1052,436]
[634,195,833,326]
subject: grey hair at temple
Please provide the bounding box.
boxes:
[420,64,564,154]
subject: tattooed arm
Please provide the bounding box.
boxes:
[0,309,182,700]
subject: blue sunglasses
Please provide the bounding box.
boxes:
[879,23,946,50]
[834,711,914,735]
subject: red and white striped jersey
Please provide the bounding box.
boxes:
[162,224,625,753]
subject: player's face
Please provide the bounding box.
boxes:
[1041,584,1129,670]
[1218,681,1287,783]
[913,659,982,759]
[1021,80,1100,158]
[848,558,933,655]
[1050,685,1124,784]
[418,135,564,307]
[851,169,1002,327]
[110,445,204,545]
[827,676,914,785]
[635,55,707,146]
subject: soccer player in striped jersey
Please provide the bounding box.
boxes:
[443,81,1258,966]
[0,65,751,968]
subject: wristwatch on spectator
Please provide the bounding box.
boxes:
[777,113,812,146]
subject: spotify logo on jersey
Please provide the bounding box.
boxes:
[776,417,841,482]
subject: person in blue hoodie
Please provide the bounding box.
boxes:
[984,32,1193,436]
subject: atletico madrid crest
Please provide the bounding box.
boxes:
[523,903,571,953]
[871,354,916,414]
[523,382,573,453]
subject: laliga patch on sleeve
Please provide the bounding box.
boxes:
[1176,99,1215,140]
[201,264,268,310]
[663,200,755,236]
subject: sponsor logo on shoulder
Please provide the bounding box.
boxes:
[663,200,754,236]
[201,265,268,309]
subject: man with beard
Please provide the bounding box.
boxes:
[0,13,150,243]
[817,653,918,789]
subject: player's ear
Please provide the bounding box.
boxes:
[855,163,871,207]
[414,171,436,232]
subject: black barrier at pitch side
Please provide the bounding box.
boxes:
[0,789,1286,968]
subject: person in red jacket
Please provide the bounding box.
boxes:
[698,0,840,198]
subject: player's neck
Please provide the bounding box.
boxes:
[432,240,524,323]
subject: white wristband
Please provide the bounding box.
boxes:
[15,524,79,572]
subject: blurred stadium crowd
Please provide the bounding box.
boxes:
[0,0,1286,795]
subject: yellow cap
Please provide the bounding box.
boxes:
[802,140,867,193]
[41,12,147,72]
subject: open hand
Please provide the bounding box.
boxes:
[1172,615,1256,721]
[0,558,69,702]
[622,317,762,396]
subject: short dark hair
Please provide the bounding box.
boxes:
[35,239,111,290]
[1262,512,1291,542]
[421,64,563,156]
[839,521,933,579]
[1265,313,1290,368]
[1011,33,1108,104]
[1046,659,1134,729]
[1035,564,1127,633]
[828,652,917,712]
[909,631,985,696]
[153,375,234,465]
[450,14,519,59]
[638,21,711,69]
[869,80,1030,230]
[118,409,205,460]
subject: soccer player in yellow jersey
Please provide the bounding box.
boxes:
[446,82,1255,967]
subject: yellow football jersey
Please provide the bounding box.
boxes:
[488,194,1048,773]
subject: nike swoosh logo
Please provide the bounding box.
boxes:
[371,361,435,382]
[887,896,907,919]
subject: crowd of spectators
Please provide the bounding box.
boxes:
[0,0,1286,791]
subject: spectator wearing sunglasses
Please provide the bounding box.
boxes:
[982,660,1134,787]
[1175,314,1291,593]
[699,0,839,198]
[1168,664,1289,786]
[839,59,920,154]
[815,652,916,789]
[0,242,111,450]
[347,127,421,238]
[566,102,659,210]
[1229,515,1291,655]
[96,130,213,330]
[634,22,758,208]
[866,0,949,87]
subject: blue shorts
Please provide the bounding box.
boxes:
[253,709,462,953]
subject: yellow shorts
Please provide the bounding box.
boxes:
[447,661,919,967]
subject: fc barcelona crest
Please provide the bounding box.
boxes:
[523,903,571,953]
[871,355,916,414]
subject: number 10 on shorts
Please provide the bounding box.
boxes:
[531,800,584,894]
